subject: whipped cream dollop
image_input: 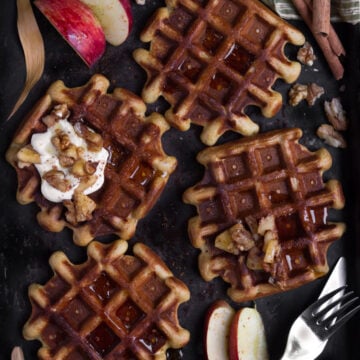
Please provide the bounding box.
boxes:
[31,119,109,203]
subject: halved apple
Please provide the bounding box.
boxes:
[204,300,235,360]
[34,0,106,67]
[229,308,269,360]
[79,0,133,46]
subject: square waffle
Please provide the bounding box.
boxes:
[23,240,190,359]
[183,128,345,302]
[6,74,177,246]
[134,0,305,145]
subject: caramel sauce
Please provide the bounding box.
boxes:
[130,163,155,187]
[88,272,118,304]
[276,213,305,242]
[116,299,145,331]
[138,326,167,354]
[178,59,202,82]
[209,72,230,93]
[201,27,224,54]
[224,43,256,75]
[268,191,289,204]
[107,143,129,168]
[87,322,119,356]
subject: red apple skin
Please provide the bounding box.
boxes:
[204,300,235,360]
[34,0,105,67]
[119,0,133,34]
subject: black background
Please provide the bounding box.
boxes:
[0,0,359,359]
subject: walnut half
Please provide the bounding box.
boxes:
[288,83,324,106]
[297,42,316,66]
[317,124,347,148]
[324,98,348,131]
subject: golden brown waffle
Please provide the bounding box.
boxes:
[6,74,177,246]
[134,0,305,145]
[183,128,345,302]
[23,240,190,359]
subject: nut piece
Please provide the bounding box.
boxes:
[53,104,70,119]
[288,84,308,106]
[297,42,316,66]
[246,247,263,270]
[306,83,325,106]
[75,123,103,152]
[17,146,41,164]
[288,83,324,106]
[42,104,70,127]
[43,170,71,192]
[317,124,347,148]
[215,223,255,255]
[64,192,96,225]
[324,98,348,131]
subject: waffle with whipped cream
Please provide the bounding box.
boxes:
[6,74,177,246]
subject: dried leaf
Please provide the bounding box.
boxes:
[8,0,45,120]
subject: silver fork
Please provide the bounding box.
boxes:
[280,285,360,360]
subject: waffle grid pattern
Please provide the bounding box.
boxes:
[183,128,345,301]
[134,0,305,145]
[6,75,177,246]
[23,240,190,360]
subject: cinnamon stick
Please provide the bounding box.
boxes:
[291,0,344,80]
[313,0,330,36]
[305,0,345,56]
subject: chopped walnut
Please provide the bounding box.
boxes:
[52,132,71,151]
[215,231,240,255]
[16,146,41,164]
[324,98,348,131]
[317,124,347,148]
[43,170,71,192]
[288,83,324,106]
[42,104,70,127]
[246,247,263,270]
[297,42,316,66]
[288,84,307,106]
[307,83,325,106]
[53,104,70,119]
[75,123,103,152]
[230,223,256,251]
[215,223,255,255]
[59,155,75,168]
[64,192,96,225]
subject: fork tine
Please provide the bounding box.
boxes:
[313,291,355,319]
[322,295,359,327]
[308,285,347,313]
[324,303,360,338]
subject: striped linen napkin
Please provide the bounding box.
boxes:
[262,0,360,24]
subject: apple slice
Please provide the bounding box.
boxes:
[204,300,235,360]
[34,0,105,67]
[229,308,269,360]
[79,0,133,46]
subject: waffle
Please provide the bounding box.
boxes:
[183,128,345,302]
[23,240,190,359]
[134,0,305,145]
[6,74,177,246]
